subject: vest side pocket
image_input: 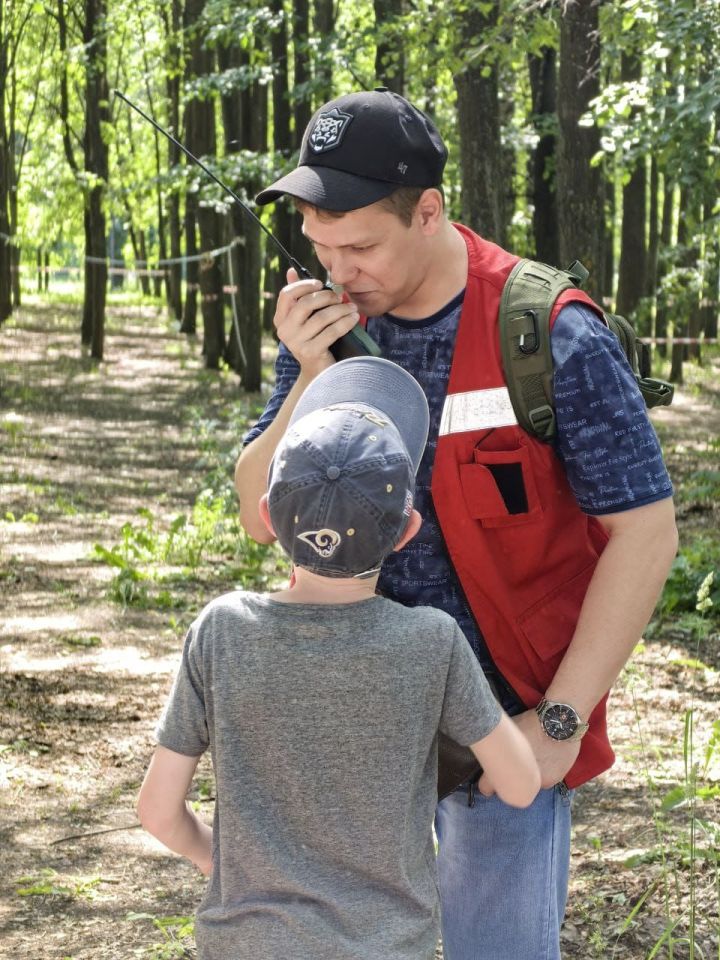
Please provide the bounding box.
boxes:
[517,561,596,660]
[460,442,542,528]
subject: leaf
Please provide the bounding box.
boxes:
[668,657,713,672]
[659,785,688,811]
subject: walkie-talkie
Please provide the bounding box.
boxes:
[290,262,380,361]
[114,90,381,363]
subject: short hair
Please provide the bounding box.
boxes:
[293,186,444,228]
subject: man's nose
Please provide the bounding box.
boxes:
[327,252,358,286]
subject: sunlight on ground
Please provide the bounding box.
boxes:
[6,540,93,563]
[0,644,180,676]
[2,613,84,635]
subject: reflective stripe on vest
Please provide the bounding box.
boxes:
[439,386,518,436]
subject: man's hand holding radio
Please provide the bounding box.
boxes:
[275,269,360,378]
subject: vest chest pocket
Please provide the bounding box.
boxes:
[459,441,542,528]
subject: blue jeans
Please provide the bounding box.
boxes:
[434,783,573,960]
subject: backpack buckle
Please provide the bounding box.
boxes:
[528,404,556,440]
[518,310,540,354]
[565,260,589,287]
[638,377,674,408]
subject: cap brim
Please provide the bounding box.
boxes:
[289,357,429,473]
[255,165,398,212]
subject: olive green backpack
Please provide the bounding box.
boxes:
[498,259,674,442]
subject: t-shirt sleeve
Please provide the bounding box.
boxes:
[242,343,301,447]
[439,625,502,745]
[551,303,673,515]
[155,623,210,757]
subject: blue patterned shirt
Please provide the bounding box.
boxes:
[244,296,672,700]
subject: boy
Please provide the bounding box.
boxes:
[137,356,540,960]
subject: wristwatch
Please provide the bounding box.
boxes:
[535,698,589,742]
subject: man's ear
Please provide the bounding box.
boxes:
[416,189,444,234]
[394,508,422,552]
[258,494,275,538]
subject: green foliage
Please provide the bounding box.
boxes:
[617,571,720,958]
[16,869,104,900]
[93,491,285,607]
[680,469,720,505]
[659,540,720,623]
[126,913,195,959]
[60,633,103,648]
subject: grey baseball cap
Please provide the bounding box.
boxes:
[267,357,430,578]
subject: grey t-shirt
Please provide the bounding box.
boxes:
[156,591,501,960]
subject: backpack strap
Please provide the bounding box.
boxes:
[499,260,674,443]
[605,312,674,409]
[498,259,576,442]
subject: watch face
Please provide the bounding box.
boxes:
[542,703,579,741]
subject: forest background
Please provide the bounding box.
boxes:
[0,0,719,958]
[1,0,719,383]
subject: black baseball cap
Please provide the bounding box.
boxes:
[255,88,448,212]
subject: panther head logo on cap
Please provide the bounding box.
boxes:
[308,108,353,154]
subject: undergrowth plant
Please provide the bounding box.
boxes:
[616,571,720,959]
[93,393,289,608]
[127,912,195,959]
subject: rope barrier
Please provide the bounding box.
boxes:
[6,241,718,351]
[640,338,719,345]
[83,236,245,268]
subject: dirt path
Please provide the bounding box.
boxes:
[1,300,718,959]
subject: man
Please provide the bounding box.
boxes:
[235,88,678,960]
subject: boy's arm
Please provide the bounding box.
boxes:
[470,714,541,808]
[137,745,213,876]
[234,269,359,542]
[235,371,317,543]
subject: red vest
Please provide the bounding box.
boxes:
[431,225,614,787]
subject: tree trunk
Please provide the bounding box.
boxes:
[655,176,674,358]
[181,191,198,335]
[669,186,702,383]
[374,0,405,93]
[645,153,659,338]
[557,0,605,302]
[528,44,559,266]
[9,173,20,307]
[453,0,507,246]
[185,0,224,367]
[0,1,12,323]
[128,223,151,297]
[615,50,646,319]
[238,78,266,391]
[266,0,293,331]
[701,240,718,341]
[313,0,334,104]
[604,176,614,306]
[683,195,703,365]
[162,0,183,321]
[221,36,266,390]
[290,0,313,266]
[82,0,109,360]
